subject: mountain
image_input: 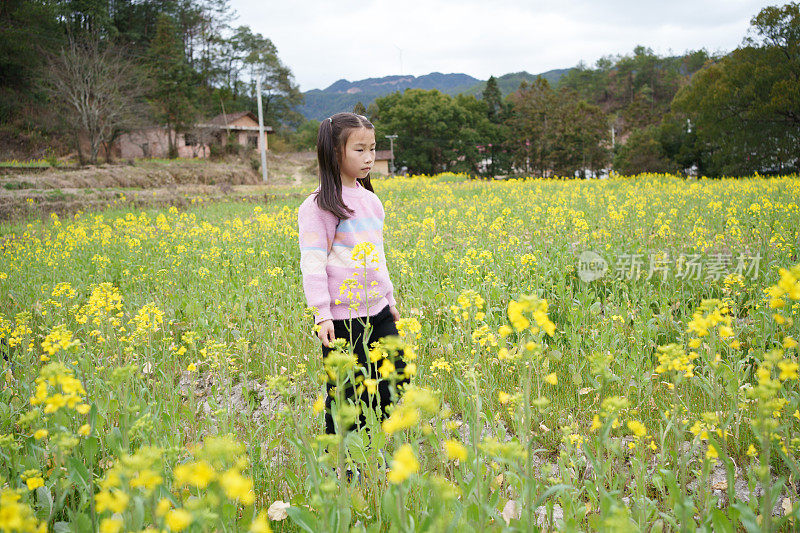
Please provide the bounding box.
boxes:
[299,72,480,121]
[298,69,572,120]
[460,69,571,97]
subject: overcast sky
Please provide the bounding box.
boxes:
[228,0,775,91]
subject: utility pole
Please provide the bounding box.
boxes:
[385,134,398,176]
[256,76,268,183]
[394,44,403,75]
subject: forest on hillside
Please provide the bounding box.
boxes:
[0,0,302,163]
[1,1,798,176]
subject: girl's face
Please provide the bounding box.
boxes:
[339,127,376,184]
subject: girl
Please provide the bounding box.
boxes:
[297,112,408,435]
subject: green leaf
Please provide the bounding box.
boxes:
[130,496,145,530]
[106,426,124,455]
[66,510,92,532]
[84,435,99,466]
[286,505,319,533]
[711,509,734,533]
[67,457,90,490]
[382,488,400,525]
[350,489,368,514]
[36,485,53,521]
[731,502,760,533]
[345,433,368,464]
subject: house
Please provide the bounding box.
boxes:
[198,111,274,152]
[372,150,394,176]
[114,111,274,159]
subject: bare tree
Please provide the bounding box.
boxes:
[42,37,150,164]
[183,123,216,157]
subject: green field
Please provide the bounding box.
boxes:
[1,173,799,532]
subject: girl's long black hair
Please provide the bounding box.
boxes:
[315,112,375,220]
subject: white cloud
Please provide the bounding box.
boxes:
[229,0,774,90]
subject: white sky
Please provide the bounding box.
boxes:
[228,0,775,91]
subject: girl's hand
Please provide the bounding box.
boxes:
[318,320,336,347]
[389,305,400,322]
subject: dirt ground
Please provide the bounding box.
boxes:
[0,152,318,223]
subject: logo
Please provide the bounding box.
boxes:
[578,250,608,282]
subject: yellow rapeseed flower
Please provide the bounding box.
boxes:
[778,360,798,380]
[544,373,557,386]
[249,510,274,533]
[443,440,468,461]
[627,420,647,438]
[387,444,419,484]
[95,489,129,514]
[0,488,46,531]
[382,407,419,434]
[312,395,325,414]
[706,444,719,461]
[26,477,44,491]
[173,460,216,489]
[99,518,123,533]
[166,508,193,531]
[129,469,162,492]
[378,358,395,378]
[220,468,255,505]
[156,498,172,517]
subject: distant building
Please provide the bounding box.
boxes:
[372,150,394,176]
[113,112,273,159]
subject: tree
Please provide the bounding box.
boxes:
[482,75,502,123]
[148,13,197,158]
[2,0,305,158]
[288,119,319,151]
[236,27,303,127]
[507,78,609,177]
[559,47,706,138]
[507,77,558,175]
[656,112,702,173]
[42,37,150,164]
[747,2,800,128]
[672,3,800,175]
[365,101,379,122]
[452,93,498,174]
[57,0,114,38]
[353,101,366,115]
[613,126,674,174]
[0,0,64,121]
[551,94,609,177]
[372,89,493,175]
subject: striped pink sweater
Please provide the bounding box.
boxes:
[298,182,397,324]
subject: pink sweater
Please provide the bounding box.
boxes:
[298,182,397,324]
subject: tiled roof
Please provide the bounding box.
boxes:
[207,111,256,126]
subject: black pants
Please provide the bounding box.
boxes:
[321,305,409,435]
